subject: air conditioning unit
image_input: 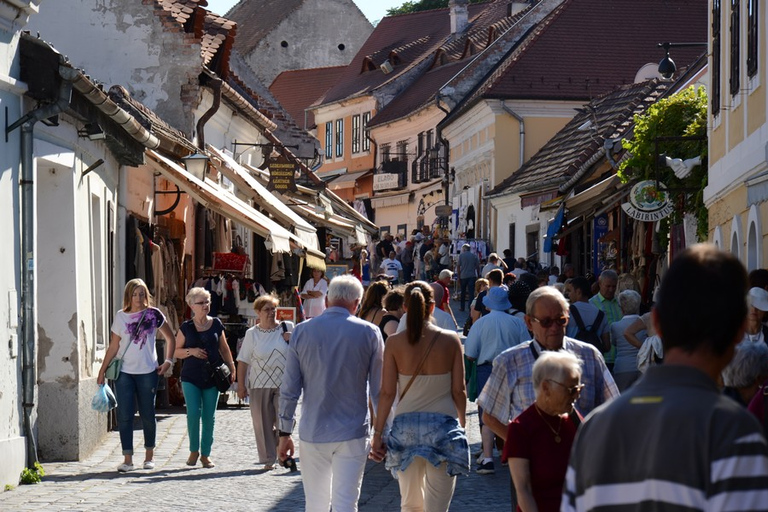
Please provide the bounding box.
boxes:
[380,61,394,74]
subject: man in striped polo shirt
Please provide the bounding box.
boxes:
[563,244,768,511]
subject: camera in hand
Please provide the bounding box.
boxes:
[282,456,297,472]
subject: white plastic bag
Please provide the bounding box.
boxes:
[91,383,118,413]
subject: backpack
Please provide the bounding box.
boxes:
[569,305,604,349]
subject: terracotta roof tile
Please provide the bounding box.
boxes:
[269,66,346,129]
[318,3,490,106]
[483,0,708,101]
[489,80,669,195]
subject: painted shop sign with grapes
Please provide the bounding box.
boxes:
[621,180,674,222]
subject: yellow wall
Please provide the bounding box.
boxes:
[747,84,766,136]
[728,102,744,151]
[710,122,726,165]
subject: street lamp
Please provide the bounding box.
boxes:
[182,152,210,181]
[657,42,707,79]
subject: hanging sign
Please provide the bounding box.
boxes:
[621,180,674,222]
[267,154,298,192]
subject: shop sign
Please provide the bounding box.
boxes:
[276,307,296,323]
[435,204,452,217]
[621,180,675,222]
[373,173,400,191]
[267,154,298,192]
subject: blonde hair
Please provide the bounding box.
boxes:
[185,287,211,307]
[475,278,489,294]
[122,278,152,312]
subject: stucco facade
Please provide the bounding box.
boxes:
[233,0,372,87]
[705,0,768,270]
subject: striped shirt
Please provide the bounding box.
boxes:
[563,365,768,512]
[477,337,618,424]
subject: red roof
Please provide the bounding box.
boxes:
[270,66,346,129]
[317,2,490,106]
[483,0,708,101]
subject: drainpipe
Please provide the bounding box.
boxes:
[501,100,525,169]
[196,76,222,150]
[6,65,73,468]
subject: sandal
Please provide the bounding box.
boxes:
[201,457,215,468]
[186,452,199,466]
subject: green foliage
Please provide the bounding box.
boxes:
[618,86,708,243]
[387,0,485,16]
[19,462,45,485]
[4,484,14,492]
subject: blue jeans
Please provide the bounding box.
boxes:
[460,278,475,310]
[476,364,493,428]
[181,381,219,457]
[115,371,159,455]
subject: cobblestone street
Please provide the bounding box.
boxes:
[0,305,513,511]
[0,398,512,511]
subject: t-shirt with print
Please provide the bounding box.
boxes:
[110,307,166,375]
[238,321,294,389]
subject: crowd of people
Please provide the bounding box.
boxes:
[98,240,768,511]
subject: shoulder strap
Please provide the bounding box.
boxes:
[569,304,587,331]
[590,310,605,334]
[399,329,442,401]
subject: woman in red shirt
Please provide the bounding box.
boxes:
[503,351,584,512]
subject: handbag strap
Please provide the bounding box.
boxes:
[117,307,148,360]
[399,329,441,402]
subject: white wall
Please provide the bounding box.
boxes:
[0,30,26,487]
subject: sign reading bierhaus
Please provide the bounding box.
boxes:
[267,154,298,192]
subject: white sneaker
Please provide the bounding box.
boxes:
[143,460,155,470]
[117,463,135,473]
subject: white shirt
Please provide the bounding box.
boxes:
[302,278,328,318]
[396,309,456,333]
[380,258,403,280]
[237,322,294,388]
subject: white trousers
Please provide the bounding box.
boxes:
[300,436,370,512]
[397,458,456,512]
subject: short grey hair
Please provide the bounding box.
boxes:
[599,269,619,283]
[327,274,364,304]
[526,286,569,316]
[722,341,768,388]
[186,287,211,306]
[532,351,583,397]
[618,290,642,315]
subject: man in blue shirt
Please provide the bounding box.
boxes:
[278,275,384,512]
[465,286,529,475]
[589,270,622,372]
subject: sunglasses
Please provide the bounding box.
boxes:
[548,380,585,396]
[530,316,568,328]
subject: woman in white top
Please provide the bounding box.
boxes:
[97,278,175,473]
[237,294,293,470]
[300,269,328,319]
[370,281,469,512]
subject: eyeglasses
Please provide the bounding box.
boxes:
[261,307,276,312]
[530,316,568,328]
[548,380,585,396]
[194,301,211,306]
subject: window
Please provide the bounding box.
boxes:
[508,223,516,258]
[396,140,408,164]
[730,0,740,97]
[380,143,391,163]
[713,0,722,115]
[417,132,424,157]
[397,224,407,237]
[426,130,433,155]
[362,112,371,152]
[325,121,333,159]
[335,119,344,158]
[747,0,758,77]
[352,114,361,154]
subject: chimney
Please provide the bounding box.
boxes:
[449,0,469,34]
[507,1,530,17]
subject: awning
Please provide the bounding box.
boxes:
[328,169,373,190]
[371,191,411,209]
[565,174,621,217]
[147,150,292,253]
[209,147,321,252]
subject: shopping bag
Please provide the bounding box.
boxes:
[91,383,118,413]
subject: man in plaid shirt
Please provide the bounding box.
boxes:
[478,286,619,440]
